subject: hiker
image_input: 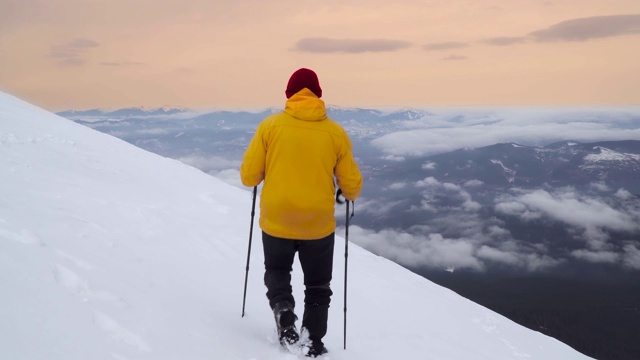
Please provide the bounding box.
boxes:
[240,68,362,357]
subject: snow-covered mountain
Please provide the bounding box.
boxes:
[1,91,593,359]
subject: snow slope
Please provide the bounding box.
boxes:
[0,91,592,360]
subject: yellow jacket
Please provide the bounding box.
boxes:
[240,89,363,240]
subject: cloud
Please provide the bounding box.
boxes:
[177,155,241,173]
[495,188,640,250]
[622,244,640,270]
[351,198,405,218]
[414,177,481,212]
[422,42,469,51]
[476,245,562,271]
[483,36,528,46]
[293,37,412,53]
[571,249,620,264]
[615,188,633,200]
[463,179,484,187]
[344,184,569,273]
[413,199,437,212]
[422,162,436,170]
[495,201,541,221]
[508,189,636,232]
[589,181,610,192]
[415,176,440,188]
[486,225,510,238]
[212,168,243,188]
[348,226,485,271]
[529,14,640,42]
[481,14,640,47]
[387,182,407,190]
[441,55,468,61]
[462,197,481,212]
[347,225,562,272]
[49,38,99,67]
[371,108,640,157]
[381,154,405,161]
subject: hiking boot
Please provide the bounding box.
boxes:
[301,303,328,356]
[274,302,299,346]
[305,343,328,358]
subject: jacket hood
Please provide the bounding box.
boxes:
[284,88,327,121]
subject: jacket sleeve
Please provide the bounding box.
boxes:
[335,131,363,201]
[240,122,267,187]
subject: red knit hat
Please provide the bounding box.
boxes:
[285,68,322,98]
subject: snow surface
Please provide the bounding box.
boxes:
[0,91,593,360]
[584,146,640,162]
[490,160,517,183]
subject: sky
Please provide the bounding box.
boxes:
[0,89,593,359]
[1,0,639,110]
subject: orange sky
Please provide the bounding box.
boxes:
[0,0,639,110]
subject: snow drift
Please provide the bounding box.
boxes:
[0,91,592,359]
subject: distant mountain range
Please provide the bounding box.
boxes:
[57,106,639,195]
[57,107,188,120]
[57,106,431,124]
[397,140,640,194]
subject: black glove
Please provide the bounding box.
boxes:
[336,188,345,204]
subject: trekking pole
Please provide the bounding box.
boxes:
[242,186,258,318]
[344,199,350,350]
[335,189,354,349]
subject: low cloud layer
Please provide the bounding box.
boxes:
[344,176,567,273]
[177,155,241,173]
[371,108,640,156]
[212,168,243,188]
[496,189,637,237]
[414,176,481,212]
[496,187,640,269]
[293,37,412,53]
[622,244,640,270]
[348,226,484,271]
[347,177,639,273]
[346,225,563,272]
[352,198,406,218]
[49,38,99,66]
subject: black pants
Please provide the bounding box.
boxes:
[262,231,334,345]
